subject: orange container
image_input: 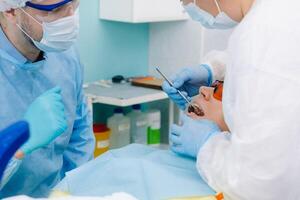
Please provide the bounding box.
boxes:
[93,124,110,158]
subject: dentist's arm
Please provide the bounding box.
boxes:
[61,56,95,173]
[0,158,22,189]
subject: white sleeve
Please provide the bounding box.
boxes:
[202,50,228,82]
[0,158,22,189]
[196,71,300,200]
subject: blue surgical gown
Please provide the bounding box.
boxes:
[0,27,95,198]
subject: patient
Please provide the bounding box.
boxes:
[187,81,229,132]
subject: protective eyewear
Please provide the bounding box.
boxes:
[26,0,78,11]
[25,0,79,22]
[212,81,223,101]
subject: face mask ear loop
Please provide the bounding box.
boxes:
[16,23,32,39]
[19,8,42,26]
[16,9,43,43]
[213,0,222,14]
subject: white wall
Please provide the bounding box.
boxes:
[149,19,233,78]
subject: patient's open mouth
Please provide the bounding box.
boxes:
[188,103,205,117]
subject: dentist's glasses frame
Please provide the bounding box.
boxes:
[23,0,79,23]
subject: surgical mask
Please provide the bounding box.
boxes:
[183,0,238,29]
[17,9,79,52]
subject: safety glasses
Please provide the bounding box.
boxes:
[26,0,73,11]
[212,80,223,101]
[24,0,79,23]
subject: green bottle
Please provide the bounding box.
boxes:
[147,110,161,145]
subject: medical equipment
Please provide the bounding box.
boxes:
[162,51,227,110]
[0,121,29,181]
[156,67,204,117]
[25,0,79,21]
[147,109,161,146]
[127,105,148,144]
[107,108,130,149]
[93,124,110,158]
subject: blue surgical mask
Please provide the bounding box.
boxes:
[183,0,238,29]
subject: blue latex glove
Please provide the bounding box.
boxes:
[170,115,221,158]
[162,64,213,110]
[23,87,68,155]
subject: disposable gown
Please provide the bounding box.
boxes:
[0,27,95,198]
[197,0,300,199]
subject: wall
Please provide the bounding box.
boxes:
[149,20,233,78]
[149,20,203,78]
[79,0,149,83]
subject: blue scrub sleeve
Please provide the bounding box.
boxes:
[0,158,22,190]
[62,60,95,174]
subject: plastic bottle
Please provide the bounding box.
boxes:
[147,110,161,146]
[93,124,110,157]
[127,104,148,144]
[107,108,130,149]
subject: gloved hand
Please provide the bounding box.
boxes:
[162,64,213,110]
[22,87,68,155]
[169,115,221,158]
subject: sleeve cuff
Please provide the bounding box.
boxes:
[0,158,22,189]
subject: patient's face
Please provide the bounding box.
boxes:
[187,85,229,132]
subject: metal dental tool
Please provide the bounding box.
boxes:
[155,67,204,117]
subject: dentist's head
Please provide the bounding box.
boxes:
[0,0,80,60]
[181,0,254,29]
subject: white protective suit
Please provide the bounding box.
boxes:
[197,0,300,199]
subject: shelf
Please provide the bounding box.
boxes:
[84,82,168,107]
[99,0,189,23]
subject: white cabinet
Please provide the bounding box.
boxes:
[99,0,189,23]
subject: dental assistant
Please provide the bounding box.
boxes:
[0,0,95,198]
[163,0,300,199]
